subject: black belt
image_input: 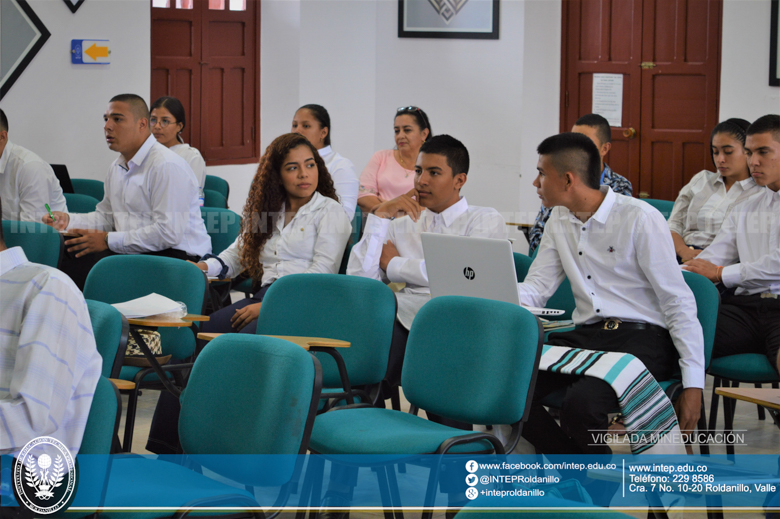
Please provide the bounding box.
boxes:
[580,318,666,333]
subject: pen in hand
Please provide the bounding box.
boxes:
[45,203,57,222]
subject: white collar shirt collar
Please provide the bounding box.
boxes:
[520,187,705,388]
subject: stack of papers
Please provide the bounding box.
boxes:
[111,293,181,319]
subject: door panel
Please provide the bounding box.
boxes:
[561,0,721,200]
[561,0,643,190]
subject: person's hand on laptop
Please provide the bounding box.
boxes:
[372,189,422,221]
[380,240,400,272]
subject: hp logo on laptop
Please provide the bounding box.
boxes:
[463,267,475,280]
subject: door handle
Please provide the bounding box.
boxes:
[623,127,637,139]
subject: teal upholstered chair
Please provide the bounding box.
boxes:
[204,174,230,201]
[255,273,396,405]
[643,198,674,220]
[2,220,64,268]
[200,207,241,255]
[100,335,322,515]
[83,255,207,450]
[71,178,105,201]
[351,205,362,244]
[513,252,576,321]
[86,300,129,379]
[204,188,228,209]
[64,192,100,213]
[80,376,122,455]
[305,296,543,515]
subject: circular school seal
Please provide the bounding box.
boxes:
[12,436,77,514]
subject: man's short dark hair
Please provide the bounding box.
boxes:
[418,134,469,175]
[0,109,8,133]
[574,113,611,145]
[537,132,601,190]
[747,114,780,143]
[109,94,150,121]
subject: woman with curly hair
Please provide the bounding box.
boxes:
[197,133,351,334]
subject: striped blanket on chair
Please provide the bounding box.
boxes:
[539,345,686,454]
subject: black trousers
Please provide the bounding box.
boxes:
[60,247,200,290]
[200,284,272,335]
[521,326,677,455]
[713,293,780,373]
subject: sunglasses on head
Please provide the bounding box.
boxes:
[396,106,429,129]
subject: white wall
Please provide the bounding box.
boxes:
[0,0,149,181]
[719,0,780,122]
[3,0,776,226]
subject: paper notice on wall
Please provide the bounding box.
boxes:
[592,74,623,127]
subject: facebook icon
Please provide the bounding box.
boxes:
[466,460,478,473]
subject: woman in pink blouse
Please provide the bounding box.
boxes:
[357,106,432,215]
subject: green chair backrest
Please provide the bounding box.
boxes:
[79,376,121,455]
[643,198,674,220]
[351,206,362,244]
[71,178,105,201]
[2,220,64,268]
[681,270,719,370]
[255,274,396,387]
[87,300,128,378]
[204,175,230,199]
[513,252,575,321]
[402,296,543,426]
[203,188,228,209]
[200,207,241,255]
[83,256,207,359]
[64,193,100,213]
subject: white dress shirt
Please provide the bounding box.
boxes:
[204,191,351,285]
[0,247,102,455]
[518,187,705,389]
[319,145,359,221]
[668,170,763,247]
[348,197,508,329]
[0,141,67,222]
[170,143,207,190]
[697,187,780,296]
[67,135,211,257]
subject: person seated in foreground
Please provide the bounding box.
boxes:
[685,114,780,377]
[197,132,351,335]
[669,118,762,263]
[347,134,507,417]
[0,196,102,456]
[527,113,632,255]
[0,109,67,222]
[42,94,211,289]
[516,133,705,455]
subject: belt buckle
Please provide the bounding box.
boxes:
[603,318,622,330]
[760,293,779,299]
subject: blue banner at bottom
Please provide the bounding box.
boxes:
[2,454,779,514]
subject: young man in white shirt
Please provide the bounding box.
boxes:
[685,114,780,377]
[348,134,506,411]
[517,133,705,455]
[0,109,67,222]
[43,94,211,288]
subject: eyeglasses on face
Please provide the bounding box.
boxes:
[150,117,176,128]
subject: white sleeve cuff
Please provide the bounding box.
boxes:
[721,263,741,288]
[107,232,123,253]
[386,257,408,283]
[205,258,223,277]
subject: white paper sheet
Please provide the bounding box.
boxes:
[592,73,623,127]
[111,293,181,319]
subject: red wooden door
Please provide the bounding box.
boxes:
[561,0,722,200]
[561,0,643,189]
[151,0,259,164]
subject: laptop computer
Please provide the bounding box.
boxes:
[421,232,564,317]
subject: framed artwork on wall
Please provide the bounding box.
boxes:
[63,0,86,14]
[398,0,499,40]
[771,0,779,86]
[0,0,51,100]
